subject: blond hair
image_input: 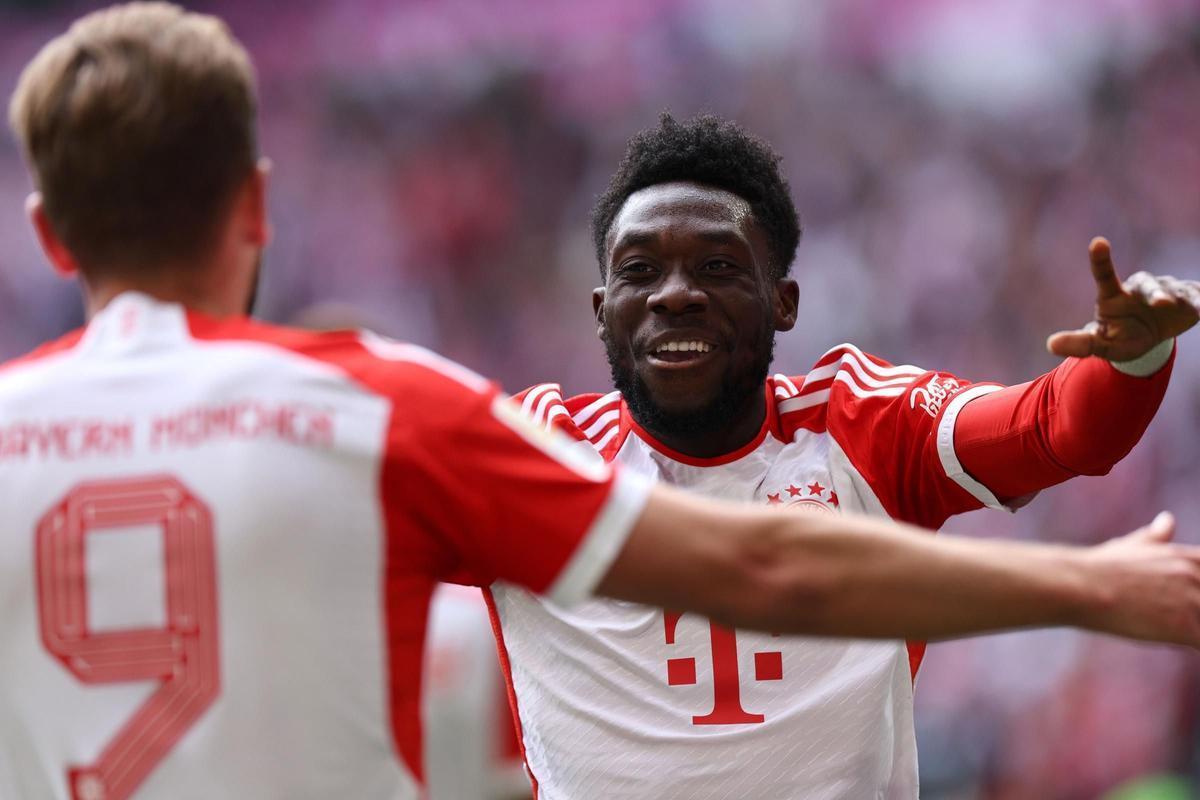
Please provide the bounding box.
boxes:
[8,2,258,273]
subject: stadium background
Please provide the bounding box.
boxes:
[2,0,1199,797]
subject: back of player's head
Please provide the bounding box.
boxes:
[8,2,258,277]
[591,112,802,280]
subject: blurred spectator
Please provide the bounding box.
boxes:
[3,1,1199,796]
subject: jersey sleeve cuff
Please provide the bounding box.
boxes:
[545,467,653,608]
[1108,338,1175,377]
[936,384,1012,512]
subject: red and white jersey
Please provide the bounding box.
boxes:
[0,292,648,800]
[491,345,1002,800]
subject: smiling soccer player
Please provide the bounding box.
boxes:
[495,113,1200,800]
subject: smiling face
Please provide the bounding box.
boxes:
[595,181,798,448]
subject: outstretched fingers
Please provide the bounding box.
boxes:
[1125,271,1175,308]
[1089,237,1125,301]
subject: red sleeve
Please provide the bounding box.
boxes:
[180,320,649,599]
[815,344,1172,528]
[819,347,988,529]
[952,350,1173,503]
[383,357,649,604]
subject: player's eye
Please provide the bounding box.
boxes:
[616,261,655,277]
[701,259,737,272]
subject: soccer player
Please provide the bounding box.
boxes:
[4,7,1200,800]
[497,114,1200,799]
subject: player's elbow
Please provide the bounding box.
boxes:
[1052,409,1153,477]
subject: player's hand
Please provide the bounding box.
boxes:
[1080,512,1200,648]
[1046,237,1200,362]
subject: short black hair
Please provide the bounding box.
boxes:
[591,112,801,279]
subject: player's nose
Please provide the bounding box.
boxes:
[648,268,707,315]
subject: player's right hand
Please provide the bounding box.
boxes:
[1079,512,1200,647]
[1046,237,1200,362]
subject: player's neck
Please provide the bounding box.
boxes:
[634,389,768,460]
[83,273,242,321]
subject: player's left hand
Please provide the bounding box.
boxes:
[1047,236,1200,361]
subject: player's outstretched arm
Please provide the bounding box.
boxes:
[598,483,1200,647]
[1047,236,1200,361]
[950,237,1198,505]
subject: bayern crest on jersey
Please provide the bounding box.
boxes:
[764,477,839,513]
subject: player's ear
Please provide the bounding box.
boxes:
[774,277,799,332]
[593,287,607,340]
[26,193,79,278]
[243,158,273,248]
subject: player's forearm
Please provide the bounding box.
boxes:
[601,485,1103,640]
[740,513,1098,639]
[954,346,1173,500]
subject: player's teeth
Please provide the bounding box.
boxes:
[656,341,712,353]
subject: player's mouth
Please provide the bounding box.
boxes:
[644,337,719,369]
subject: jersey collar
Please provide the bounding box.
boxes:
[621,380,783,467]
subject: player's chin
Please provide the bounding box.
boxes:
[638,369,724,412]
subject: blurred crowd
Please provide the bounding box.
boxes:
[2,1,1200,797]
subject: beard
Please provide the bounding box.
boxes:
[603,318,776,439]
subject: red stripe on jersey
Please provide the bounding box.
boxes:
[566,393,627,457]
[570,392,620,433]
[776,348,919,421]
[482,588,541,800]
[184,315,624,787]
[514,384,592,443]
[772,374,801,399]
[829,349,921,387]
[906,641,927,683]
[775,400,827,438]
[515,388,625,456]
[815,343,919,378]
[186,314,447,784]
[520,384,565,428]
[0,327,86,376]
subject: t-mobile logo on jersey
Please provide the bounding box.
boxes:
[663,612,782,725]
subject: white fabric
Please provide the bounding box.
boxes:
[0,294,649,800]
[0,294,404,799]
[1109,338,1174,377]
[492,422,920,800]
[546,468,652,608]
[936,384,1009,511]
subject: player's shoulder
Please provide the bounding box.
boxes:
[515,383,622,447]
[190,314,492,399]
[772,343,933,430]
[0,327,90,406]
[0,326,87,378]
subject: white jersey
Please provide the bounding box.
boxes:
[491,345,1002,800]
[0,292,648,800]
